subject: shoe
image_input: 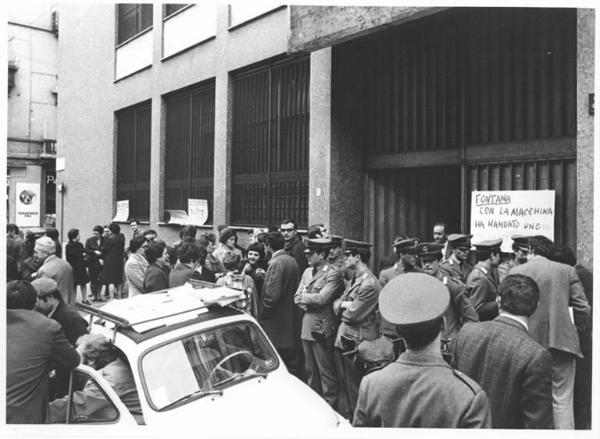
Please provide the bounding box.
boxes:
[82,300,92,305]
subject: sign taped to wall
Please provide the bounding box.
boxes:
[188,199,208,225]
[113,200,129,222]
[15,182,41,227]
[470,190,555,252]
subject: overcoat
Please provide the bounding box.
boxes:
[38,255,76,306]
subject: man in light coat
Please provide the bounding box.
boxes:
[35,236,76,306]
[511,235,590,429]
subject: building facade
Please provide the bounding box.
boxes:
[57,5,594,271]
[7,3,58,231]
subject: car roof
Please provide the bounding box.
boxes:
[79,281,247,344]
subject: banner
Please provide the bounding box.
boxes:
[15,182,41,227]
[470,190,555,252]
[112,200,129,223]
[188,199,208,225]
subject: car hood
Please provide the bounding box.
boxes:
[145,369,345,431]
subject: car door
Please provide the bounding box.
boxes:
[47,364,138,425]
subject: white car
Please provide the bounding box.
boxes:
[49,282,350,431]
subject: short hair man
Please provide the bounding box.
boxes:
[130,218,142,237]
[280,218,307,273]
[511,235,590,429]
[7,280,80,423]
[35,236,76,306]
[498,235,531,282]
[440,233,474,283]
[452,274,553,428]
[333,240,381,419]
[353,273,491,428]
[378,236,420,287]
[143,229,157,241]
[466,239,502,321]
[32,277,88,399]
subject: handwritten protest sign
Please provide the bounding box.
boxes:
[470,190,555,252]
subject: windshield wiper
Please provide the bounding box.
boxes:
[212,369,268,388]
[158,388,223,412]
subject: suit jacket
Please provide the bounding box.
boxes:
[440,255,473,284]
[125,253,149,296]
[38,255,76,306]
[452,316,554,429]
[466,262,499,321]
[258,250,300,349]
[353,350,491,428]
[7,309,80,424]
[511,255,590,357]
[295,263,345,341]
[334,270,381,349]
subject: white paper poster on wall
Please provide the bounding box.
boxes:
[15,182,41,227]
[188,199,208,225]
[112,200,130,223]
[470,190,555,252]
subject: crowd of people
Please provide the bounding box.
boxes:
[5,218,593,429]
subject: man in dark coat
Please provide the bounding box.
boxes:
[32,277,89,399]
[259,232,300,374]
[7,280,80,424]
[452,274,553,429]
[511,235,590,429]
[354,273,491,428]
[85,225,105,301]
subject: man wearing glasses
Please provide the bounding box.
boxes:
[440,234,474,284]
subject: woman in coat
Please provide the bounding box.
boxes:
[124,235,149,297]
[143,240,170,293]
[85,225,104,301]
[65,228,90,304]
[101,223,125,300]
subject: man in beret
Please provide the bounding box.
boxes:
[416,242,479,351]
[35,236,76,306]
[32,277,89,399]
[452,274,553,428]
[333,240,381,419]
[378,235,420,287]
[466,239,502,321]
[353,273,491,428]
[440,234,474,283]
[7,280,80,423]
[294,238,345,409]
[498,235,530,283]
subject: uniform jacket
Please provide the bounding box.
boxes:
[466,262,499,321]
[258,250,300,349]
[452,316,554,429]
[38,255,76,306]
[378,263,404,287]
[334,270,381,348]
[353,350,491,428]
[511,255,590,357]
[124,252,149,296]
[440,254,473,284]
[295,263,345,341]
[434,271,479,341]
[7,309,80,424]
[48,356,142,424]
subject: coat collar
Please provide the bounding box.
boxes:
[496,314,528,332]
[269,249,287,263]
[396,350,450,368]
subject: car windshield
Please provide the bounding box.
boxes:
[141,321,279,411]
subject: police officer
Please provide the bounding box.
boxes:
[498,235,530,282]
[378,236,420,287]
[440,233,474,283]
[294,238,345,410]
[333,240,381,419]
[466,239,502,321]
[353,273,491,428]
[416,242,479,356]
[327,235,345,268]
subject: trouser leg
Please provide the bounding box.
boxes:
[312,336,339,410]
[302,340,321,394]
[551,349,576,429]
[574,351,592,429]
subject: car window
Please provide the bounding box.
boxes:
[47,369,119,424]
[142,321,279,410]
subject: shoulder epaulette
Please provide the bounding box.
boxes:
[453,368,479,395]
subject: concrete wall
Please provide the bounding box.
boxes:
[576,9,595,269]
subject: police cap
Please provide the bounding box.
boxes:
[474,238,502,252]
[329,235,343,248]
[415,242,444,260]
[447,233,473,249]
[343,239,373,256]
[392,236,419,252]
[379,273,450,327]
[511,234,530,252]
[304,238,332,254]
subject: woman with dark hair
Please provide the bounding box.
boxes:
[243,242,268,300]
[213,227,242,269]
[45,227,62,258]
[216,250,258,316]
[124,235,149,297]
[101,223,125,300]
[198,232,224,274]
[66,228,90,304]
[85,225,105,301]
[143,240,170,293]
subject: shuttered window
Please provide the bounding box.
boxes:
[164,82,215,224]
[117,4,153,45]
[116,102,151,221]
[231,57,309,227]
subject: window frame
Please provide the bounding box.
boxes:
[116,3,154,47]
